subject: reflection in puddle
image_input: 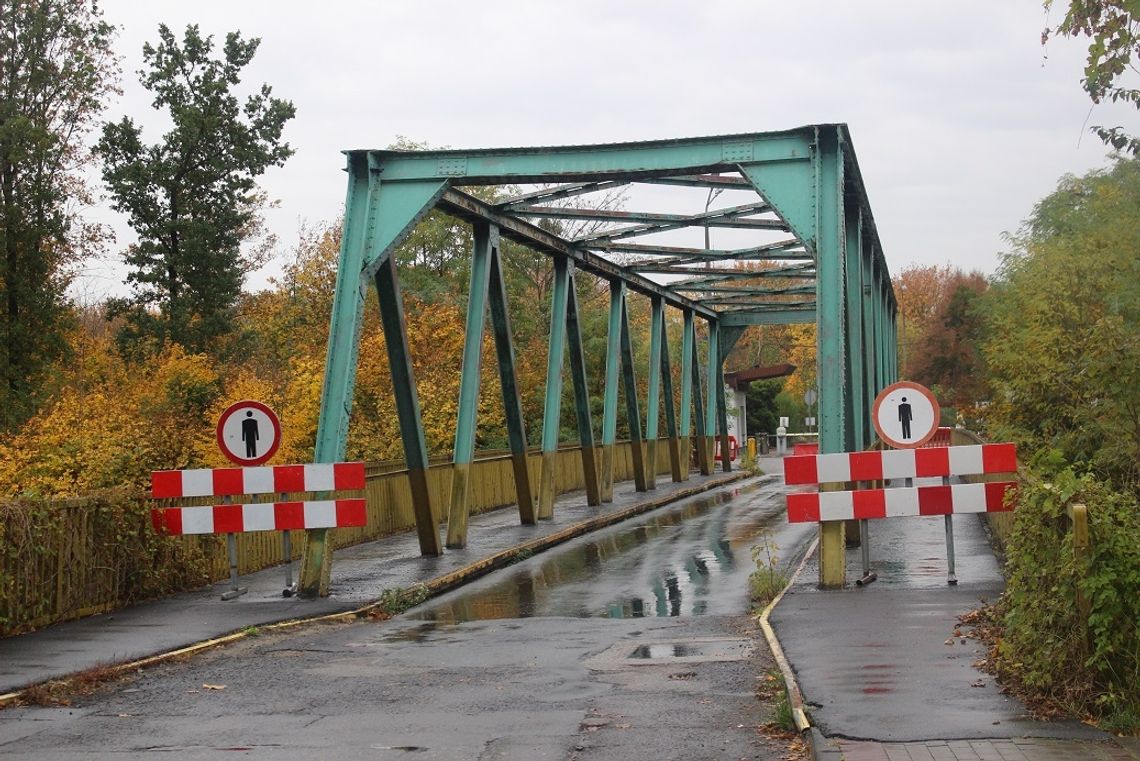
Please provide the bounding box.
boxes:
[629,643,708,659]
[407,482,790,624]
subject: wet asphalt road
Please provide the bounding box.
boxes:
[1,476,812,760]
[411,475,814,623]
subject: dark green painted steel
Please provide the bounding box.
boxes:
[452,224,494,465]
[658,304,682,482]
[565,266,601,505]
[845,205,866,451]
[705,319,722,472]
[659,307,679,440]
[542,256,571,454]
[645,296,664,489]
[437,189,717,319]
[679,310,694,438]
[600,280,622,501]
[618,285,648,492]
[486,235,536,524]
[815,130,846,455]
[354,131,815,184]
[374,254,442,555]
[860,228,878,445]
[303,125,902,595]
[690,320,709,475]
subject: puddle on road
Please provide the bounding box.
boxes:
[403,481,794,625]
[629,643,707,659]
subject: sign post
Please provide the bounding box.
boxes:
[215,400,283,599]
[871,381,957,583]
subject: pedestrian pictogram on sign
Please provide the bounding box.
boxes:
[871,381,940,449]
[216,400,281,466]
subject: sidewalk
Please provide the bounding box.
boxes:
[769,493,1139,760]
[0,468,747,698]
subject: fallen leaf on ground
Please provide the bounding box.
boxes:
[202,684,226,690]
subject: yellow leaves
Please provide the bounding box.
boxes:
[782,324,817,401]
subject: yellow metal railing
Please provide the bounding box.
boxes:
[0,438,681,635]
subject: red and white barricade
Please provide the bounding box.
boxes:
[150,462,367,536]
[714,435,739,463]
[782,444,1018,524]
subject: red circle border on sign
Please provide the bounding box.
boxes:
[215,400,282,466]
[871,381,941,449]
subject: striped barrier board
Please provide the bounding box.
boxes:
[786,482,1016,523]
[151,462,365,498]
[784,443,1016,486]
[151,499,367,535]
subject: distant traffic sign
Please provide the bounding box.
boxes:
[872,381,940,449]
[216,400,281,466]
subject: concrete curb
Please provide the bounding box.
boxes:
[808,728,844,760]
[755,533,833,761]
[0,471,751,708]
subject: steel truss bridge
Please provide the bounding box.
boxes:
[297,124,899,596]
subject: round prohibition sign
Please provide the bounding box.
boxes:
[215,400,282,466]
[872,381,941,449]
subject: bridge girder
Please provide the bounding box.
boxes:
[299,124,900,597]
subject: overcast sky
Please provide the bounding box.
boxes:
[74,0,1130,301]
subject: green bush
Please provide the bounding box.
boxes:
[995,461,1140,727]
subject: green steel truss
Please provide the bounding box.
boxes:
[298,124,898,597]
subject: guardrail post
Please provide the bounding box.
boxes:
[1068,503,1090,623]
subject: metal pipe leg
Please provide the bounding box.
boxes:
[944,514,957,585]
[282,530,296,597]
[221,533,249,600]
[856,518,877,586]
[943,475,957,585]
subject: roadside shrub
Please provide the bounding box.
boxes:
[749,534,788,608]
[994,461,1140,727]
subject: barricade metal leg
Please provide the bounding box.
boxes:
[855,478,877,587]
[221,533,248,600]
[281,489,296,597]
[943,476,957,585]
[944,515,957,585]
[856,518,877,586]
[282,530,295,597]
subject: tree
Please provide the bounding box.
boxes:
[904,271,989,408]
[894,264,989,406]
[0,0,117,428]
[980,157,1140,489]
[1044,1,1140,154]
[746,378,783,437]
[98,24,294,354]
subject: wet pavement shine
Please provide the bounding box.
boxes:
[0,468,810,761]
[770,494,1124,757]
[0,469,747,696]
[409,474,813,624]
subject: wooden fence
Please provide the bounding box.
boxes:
[0,439,682,636]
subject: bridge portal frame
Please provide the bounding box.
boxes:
[298,124,898,597]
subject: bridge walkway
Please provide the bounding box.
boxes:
[0,469,744,699]
[769,476,1139,760]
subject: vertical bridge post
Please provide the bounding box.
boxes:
[600,280,623,501]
